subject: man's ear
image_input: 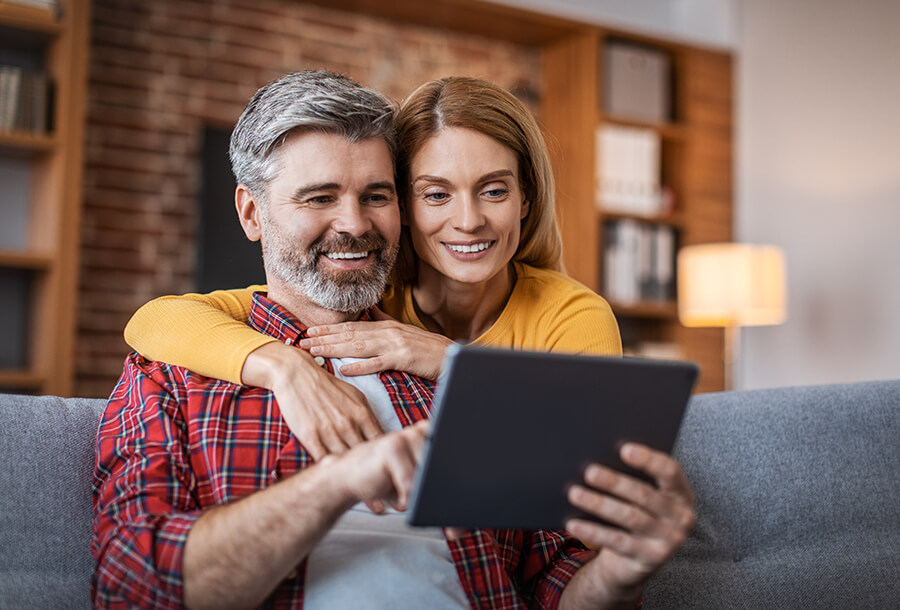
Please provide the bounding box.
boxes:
[235,184,263,242]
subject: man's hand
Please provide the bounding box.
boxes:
[324,420,430,512]
[299,308,453,381]
[243,342,384,460]
[183,421,430,609]
[560,444,695,609]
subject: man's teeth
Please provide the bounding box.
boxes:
[325,251,369,260]
[446,242,493,253]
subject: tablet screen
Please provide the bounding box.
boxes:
[406,344,698,529]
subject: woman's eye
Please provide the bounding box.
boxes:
[424,191,450,203]
[483,188,509,199]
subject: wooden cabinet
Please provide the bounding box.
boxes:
[542,29,733,393]
[0,0,90,395]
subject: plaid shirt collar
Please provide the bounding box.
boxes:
[247,291,373,346]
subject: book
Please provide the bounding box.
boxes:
[596,125,662,215]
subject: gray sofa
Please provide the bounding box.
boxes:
[1,381,898,608]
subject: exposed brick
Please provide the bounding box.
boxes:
[76,0,540,397]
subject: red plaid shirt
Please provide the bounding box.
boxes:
[92,292,594,608]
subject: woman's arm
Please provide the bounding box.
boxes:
[124,287,383,458]
[124,287,271,384]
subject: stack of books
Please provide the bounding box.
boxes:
[0,0,58,11]
[0,66,50,133]
[602,219,675,304]
[595,125,664,216]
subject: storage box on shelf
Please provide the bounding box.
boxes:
[543,30,732,392]
[0,0,89,395]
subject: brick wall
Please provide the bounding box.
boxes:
[77,0,541,397]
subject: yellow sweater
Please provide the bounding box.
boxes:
[124,262,622,384]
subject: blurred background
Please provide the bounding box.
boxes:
[1,0,898,398]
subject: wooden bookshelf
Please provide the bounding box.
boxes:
[543,29,733,392]
[316,1,733,392]
[0,0,90,396]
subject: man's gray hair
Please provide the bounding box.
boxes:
[229,70,398,201]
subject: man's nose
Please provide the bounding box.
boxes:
[331,198,374,235]
[451,195,486,233]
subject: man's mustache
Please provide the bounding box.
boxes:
[309,232,389,259]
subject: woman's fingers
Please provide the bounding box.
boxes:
[299,321,451,380]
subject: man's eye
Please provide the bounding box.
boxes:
[365,193,393,206]
[307,196,333,205]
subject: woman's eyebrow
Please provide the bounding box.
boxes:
[478,170,515,182]
[412,175,451,186]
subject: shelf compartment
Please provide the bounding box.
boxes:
[0,2,61,35]
[0,367,45,392]
[599,113,687,142]
[0,249,53,269]
[0,129,54,154]
[609,300,679,320]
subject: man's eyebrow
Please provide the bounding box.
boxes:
[366,181,396,194]
[291,183,340,200]
[290,181,396,199]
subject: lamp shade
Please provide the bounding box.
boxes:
[678,243,787,327]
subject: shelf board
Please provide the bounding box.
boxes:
[599,113,687,142]
[0,248,53,270]
[0,2,61,35]
[0,368,45,391]
[0,130,55,154]
[609,300,679,320]
[600,210,685,228]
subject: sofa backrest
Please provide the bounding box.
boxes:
[643,379,900,608]
[2,381,898,608]
[0,394,105,609]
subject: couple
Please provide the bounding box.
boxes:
[93,70,695,608]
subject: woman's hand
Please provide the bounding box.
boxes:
[242,342,383,460]
[298,309,454,381]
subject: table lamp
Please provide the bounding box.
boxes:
[678,243,787,390]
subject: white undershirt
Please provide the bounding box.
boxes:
[303,357,468,609]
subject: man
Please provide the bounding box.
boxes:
[92,70,695,609]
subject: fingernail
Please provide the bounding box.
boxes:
[622,443,638,459]
[309,346,322,355]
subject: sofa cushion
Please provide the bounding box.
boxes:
[644,380,900,608]
[0,394,105,609]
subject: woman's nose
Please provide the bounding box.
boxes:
[451,196,486,232]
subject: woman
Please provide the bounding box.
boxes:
[125,76,622,458]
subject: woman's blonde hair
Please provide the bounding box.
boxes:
[392,76,563,284]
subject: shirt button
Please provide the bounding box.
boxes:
[314,356,326,367]
[287,568,298,579]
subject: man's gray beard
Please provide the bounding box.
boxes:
[261,220,398,314]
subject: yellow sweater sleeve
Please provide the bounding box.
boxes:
[123,285,273,384]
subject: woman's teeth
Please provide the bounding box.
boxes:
[446,242,493,253]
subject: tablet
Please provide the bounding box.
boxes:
[406,344,698,530]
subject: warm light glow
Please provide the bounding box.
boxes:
[678,243,787,328]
